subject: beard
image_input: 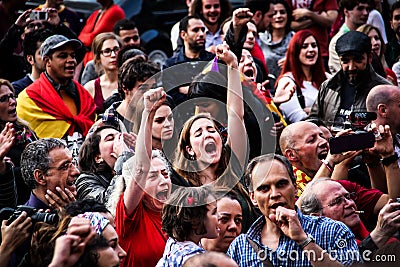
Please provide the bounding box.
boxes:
[189,41,205,53]
[344,67,369,85]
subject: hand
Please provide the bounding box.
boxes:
[45,8,60,26]
[0,122,15,159]
[45,187,76,210]
[270,121,284,137]
[215,42,237,68]
[232,8,253,28]
[269,206,307,242]
[273,80,295,104]
[277,57,286,68]
[371,199,400,246]
[113,132,137,156]
[49,217,96,267]
[292,8,311,21]
[327,129,361,165]
[0,211,32,254]
[15,10,32,27]
[143,87,166,113]
[368,124,394,158]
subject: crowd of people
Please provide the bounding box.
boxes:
[1,0,400,266]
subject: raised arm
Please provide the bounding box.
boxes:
[123,88,166,216]
[215,43,246,167]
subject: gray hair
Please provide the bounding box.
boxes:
[298,177,332,215]
[21,138,66,189]
[107,149,170,216]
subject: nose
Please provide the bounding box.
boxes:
[226,219,238,232]
[270,186,281,199]
[117,244,127,259]
[70,163,80,176]
[348,60,356,70]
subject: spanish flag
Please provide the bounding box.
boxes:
[17,73,96,138]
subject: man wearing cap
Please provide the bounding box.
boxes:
[310,31,390,124]
[17,34,96,162]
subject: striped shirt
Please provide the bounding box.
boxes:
[227,208,361,267]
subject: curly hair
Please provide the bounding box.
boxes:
[162,186,216,242]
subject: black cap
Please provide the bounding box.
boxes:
[335,31,371,57]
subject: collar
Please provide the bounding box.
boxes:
[44,71,76,95]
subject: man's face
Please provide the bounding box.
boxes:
[315,181,360,230]
[286,123,329,173]
[250,160,297,219]
[201,0,221,26]
[239,49,257,82]
[45,45,77,84]
[43,147,79,195]
[258,3,274,32]
[340,53,369,85]
[385,91,400,133]
[243,22,257,50]
[391,8,400,38]
[182,18,206,52]
[119,28,140,47]
[33,42,46,73]
[346,3,370,28]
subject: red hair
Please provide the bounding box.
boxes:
[278,29,326,89]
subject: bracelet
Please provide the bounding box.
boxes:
[298,234,315,250]
[321,159,333,173]
[381,153,399,166]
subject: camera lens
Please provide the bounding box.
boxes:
[31,212,59,224]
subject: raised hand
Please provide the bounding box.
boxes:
[215,42,237,68]
[143,87,166,113]
[269,206,307,243]
[232,8,253,28]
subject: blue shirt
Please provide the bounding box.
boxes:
[227,209,361,267]
[156,237,205,267]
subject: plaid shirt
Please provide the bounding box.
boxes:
[227,209,361,267]
[156,237,205,267]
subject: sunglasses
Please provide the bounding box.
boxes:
[0,93,16,103]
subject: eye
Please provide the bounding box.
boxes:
[234,217,242,225]
[154,117,166,124]
[219,216,229,223]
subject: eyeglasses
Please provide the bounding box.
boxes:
[47,161,77,172]
[0,93,16,103]
[27,22,44,29]
[123,35,140,43]
[100,47,120,57]
[324,192,356,208]
[138,83,158,91]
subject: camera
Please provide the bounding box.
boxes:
[0,205,58,225]
[29,11,48,21]
[349,112,377,131]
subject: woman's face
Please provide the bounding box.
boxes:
[187,118,223,166]
[368,29,382,57]
[215,197,242,251]
[299,36,318,66]
[97,247,121,267]
[98,128,120,169]
[152,105,174,141]
[99,39,120,71]
[271,3,288,30]
[101,224,127,266]
[195,100,223,121]
[143,157,171,211]
[0,84,17,122]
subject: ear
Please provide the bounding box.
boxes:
[186,145,194,156]
[34,169,47,186]
[26,55,34,66]
[180,30,187,41]
[284,148,298,162]
[95,155,103,164]
[252,10,262,24]
[250,192,258,207]
[377,103,388,117]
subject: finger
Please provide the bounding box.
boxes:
[9,211,28,226]
[64,187,76,200]
[55,187,69,201]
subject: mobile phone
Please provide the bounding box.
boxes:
[29,11,48,21]
[329,132,375,154]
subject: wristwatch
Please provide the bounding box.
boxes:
[381,153,399,166]
[298,234,315,249]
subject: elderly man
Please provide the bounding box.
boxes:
[280,121,400,230]
[310,31,389,124]
[299,177,400,257]
[17,35,96,161]
[367,84,400,166]
[227,154,360,266]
